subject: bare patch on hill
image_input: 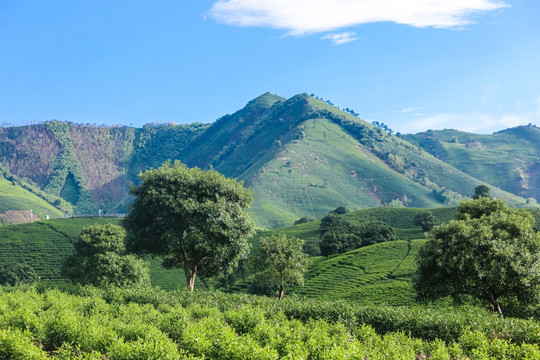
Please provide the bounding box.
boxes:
[0,210,42,225]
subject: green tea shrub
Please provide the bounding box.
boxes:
[0,329,48,360]
[1,285,539,359]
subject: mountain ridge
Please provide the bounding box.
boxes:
[0,93,537,227]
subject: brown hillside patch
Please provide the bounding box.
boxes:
[0,210,42,225]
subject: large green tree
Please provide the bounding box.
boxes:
[414,198,540,316]
[250,234,308,300]
[123,161,254,291]
[62,224,150,286]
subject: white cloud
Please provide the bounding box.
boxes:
[401,106,424,113]
[322,32,358,45]
[208,0,509,36]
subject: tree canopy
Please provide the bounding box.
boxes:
[413,211,438,231]
[0,263,37,286]
[319,215,398,256]
[473,184,491,199]
[414,198,540,316]
[123,161,254,291]
[62,224,150,287]
[250,234,308,299]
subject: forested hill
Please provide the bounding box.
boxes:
[0,93,537,227]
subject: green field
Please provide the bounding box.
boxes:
[292,240,425,305]
[0,177,64,221]
[0,285,538,359]
[0,217,193,290]
[1,206,538,304]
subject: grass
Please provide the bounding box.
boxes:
[291,240,426,305]
[245,118,442,228]
[0,177,64,221]
[404,126,540,203]
[0,218,197,290]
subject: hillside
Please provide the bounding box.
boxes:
[179,93,530,227]
[0,177,64,225]
[0,218,195,290]
[0,93,536,227]
[404,126,540,203]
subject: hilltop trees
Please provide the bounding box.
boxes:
[250,234,308,300]
[413,211,438,231]
[473,185,491,199]
[319,211,398,256]
[123,161,254,292]
[414,198,540,316]
[62,224,150,286]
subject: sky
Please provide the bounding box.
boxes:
[0,0,539,134]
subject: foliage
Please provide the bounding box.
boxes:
[358,221,399,246]
[250,234,308,299]
[0,263,37,286]
[415,198,540,316]
[473,184,491,199]
[0,217,202,289]
[319,213,398,256]
[293,216,314,225]
[319,225,360,256]
[0,285,539,358]
[123,161,255,291]
[44,121,95,214]
[413,211,438,231]
[0,170,70,218]
[330,205,349,214]
[62,224,150,287]
[405,125,540,204]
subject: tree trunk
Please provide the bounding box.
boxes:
[491,299,503,316]
[183,259,196,292]
[187,272,196,292]
[278,281,285,300]
[180,242,196,292]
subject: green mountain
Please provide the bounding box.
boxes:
[179,93,530,227]
[0,93,536,228]
[404,126,540,204]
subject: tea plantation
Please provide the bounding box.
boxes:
[0,285,538,359]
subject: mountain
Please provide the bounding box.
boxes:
[179,93,531,227]
[404,126,540,204]
[0,93,536,228]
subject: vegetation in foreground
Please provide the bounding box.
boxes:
[0,284,539,359]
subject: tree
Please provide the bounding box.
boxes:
[293,217,315,225]
[413,211,438,231]
[331,205,349,215]
[319,226,360,256]
[358,221,398,247]
[473,185,491,199]
[62,224,150,287]
[414,198,540,316]
[123,161,254,292]
[250,235,308,300]
[0,263,37,286]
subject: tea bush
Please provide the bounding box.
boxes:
[0,285,538,359]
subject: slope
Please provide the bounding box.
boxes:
[181,93,528,228]
[404,126,540,203]
[0,177,64,224]
[0,218,201,290]
[0,93,534,228]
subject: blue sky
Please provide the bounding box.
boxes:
[1,0,539,134]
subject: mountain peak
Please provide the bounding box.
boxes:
[246,92,285,110]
